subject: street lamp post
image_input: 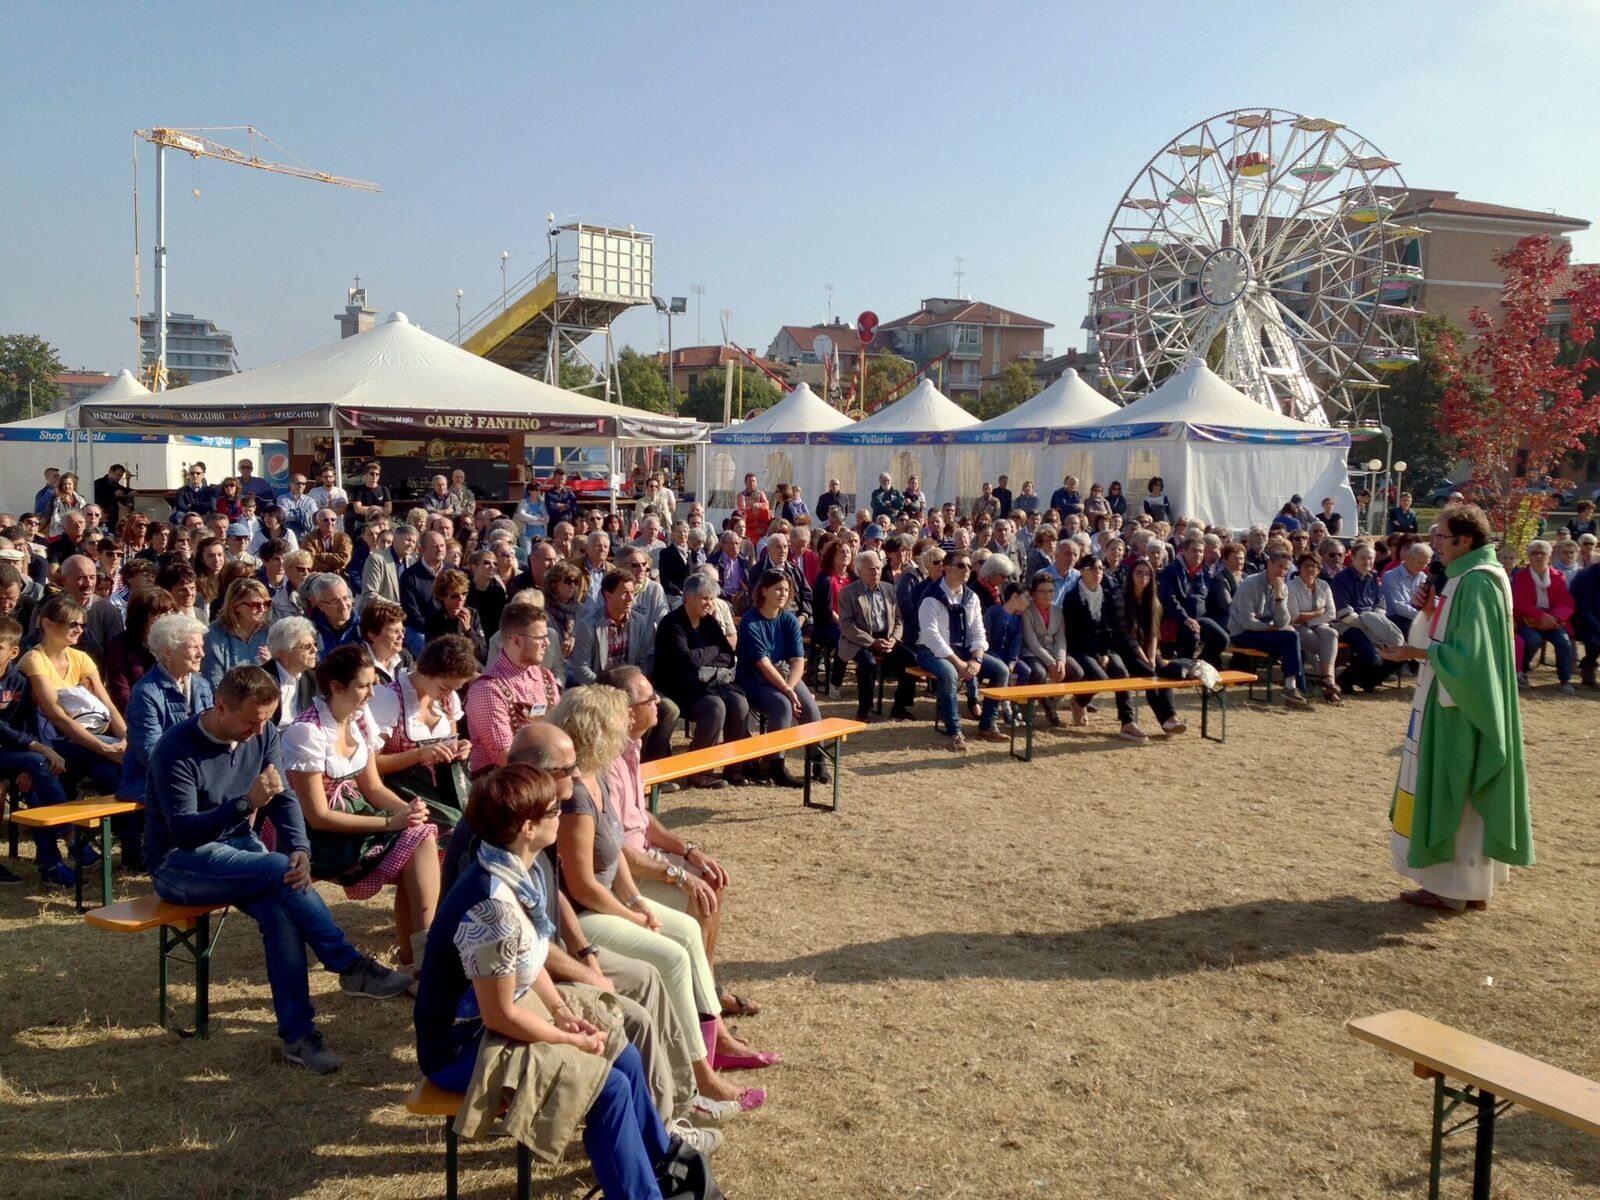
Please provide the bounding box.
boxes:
[1393,461,1409,522]
[1366,459,1384,535]
[455,289,464,344]
[501,250,509,310]
[652,294,688,406]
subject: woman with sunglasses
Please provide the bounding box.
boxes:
[213,477,244,522]
[415,764,700,1198]
[20,594,130,863]
[201,577,272,687]
[425,569,488,666]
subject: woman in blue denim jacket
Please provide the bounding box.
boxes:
[120,613,215,816]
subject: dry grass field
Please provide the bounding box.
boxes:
[3,675,1598,1199]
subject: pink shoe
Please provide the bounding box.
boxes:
[713,1049,781,1071]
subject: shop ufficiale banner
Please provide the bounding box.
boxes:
[1047,422,1349,446]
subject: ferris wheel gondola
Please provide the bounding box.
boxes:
[1088,107,1423,425]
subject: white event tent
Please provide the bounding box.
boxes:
[1055,360,1354,529]
[705,383,852,510]
[72,313,709,495]
[808,378,980,511]
[0,370,262,516]
[949,369,1118,504]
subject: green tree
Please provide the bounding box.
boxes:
[557,352,596,393]
[971,361,1041,419]
[166,368,191,389]
[615,347,669,414]
[857,353,917,413]
[1371,315,1464,494]
[683,367,781,424]
[0,333,65,421]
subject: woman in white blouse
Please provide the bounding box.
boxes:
[282,643,442,970]
[369,633,477,835]
[1288,550,1342,704]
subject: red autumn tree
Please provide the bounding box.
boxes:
[1437,235,1600,539]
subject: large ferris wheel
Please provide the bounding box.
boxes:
[1090,108,1424,426]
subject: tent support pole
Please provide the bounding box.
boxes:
[331,413,344,490]
[609,439,618,515]
[697,442,706,506]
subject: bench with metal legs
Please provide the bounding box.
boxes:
[84,895,229,1038]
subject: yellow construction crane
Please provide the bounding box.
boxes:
[134,125,379,388]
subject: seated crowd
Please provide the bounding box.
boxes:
[3,458,1594,1195]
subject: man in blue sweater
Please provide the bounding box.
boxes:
[1158,538,1228,666]
[145,665,411,1073]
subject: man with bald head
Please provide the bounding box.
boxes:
[48,510,90,568]
[400,529,448,633]
[47,555,124,664]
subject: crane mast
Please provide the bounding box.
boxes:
[135,126,379,390]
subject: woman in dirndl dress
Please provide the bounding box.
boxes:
[283,643,443,969]
[369,634,478,834]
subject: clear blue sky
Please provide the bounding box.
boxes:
[4,0,1595,375]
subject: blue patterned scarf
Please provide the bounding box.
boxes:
[475,840,556,941]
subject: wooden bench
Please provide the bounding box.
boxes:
[979,670,1257,762]
[641,717,868,813]
[1349,1009,1600,1199]
[1225,645,1280,701]
[85,893,229,1038]
[406,1079,536,1200]
[10,797,142,910]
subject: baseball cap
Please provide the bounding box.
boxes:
[0,547,24,562]
[864,524,885,541]
[227,523,252,538]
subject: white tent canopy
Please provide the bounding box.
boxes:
[705,382,852,511]
[74,313,708,447]
[1058,361,1354,530]
[809,379,979,510]
[0,370,263,516]
[951,370,1120,505]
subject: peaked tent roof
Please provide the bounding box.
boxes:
[829,378,980,442]
[6,370,150,429]
[1080,361,1318,431]
[711,382,852,441]
[970,369,1117,432]
[75,314,707,445]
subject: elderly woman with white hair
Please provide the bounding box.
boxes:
[266,614,320,727]
[1512,538,1577,692]
[118,613,215,815]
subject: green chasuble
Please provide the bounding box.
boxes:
[1391,544,1533,870]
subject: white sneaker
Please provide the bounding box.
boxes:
[671,1117,724,1155]
[825,685,843,700]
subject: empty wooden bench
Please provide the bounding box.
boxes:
[979,670,1257,762]
[85,893,229,1038]
[407,1079,537,1200]
[641,717,868,813]
[1349,1009,1600,1199]
[9,797,142,910]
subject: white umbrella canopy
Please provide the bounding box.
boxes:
[75,313,706,445]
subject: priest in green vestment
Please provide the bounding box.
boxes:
[1378,504,1533,912]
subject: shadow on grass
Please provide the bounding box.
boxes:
[724,894,1441,983]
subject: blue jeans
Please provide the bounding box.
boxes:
[0,749,70,868]
[429,1041,668,1200]
[58,741,141,862]
[1229,628,1305,692]
[746,679,821,763]
[1518,626,1573,682]
[152,832,361,1043]
[915,647,1009,736]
